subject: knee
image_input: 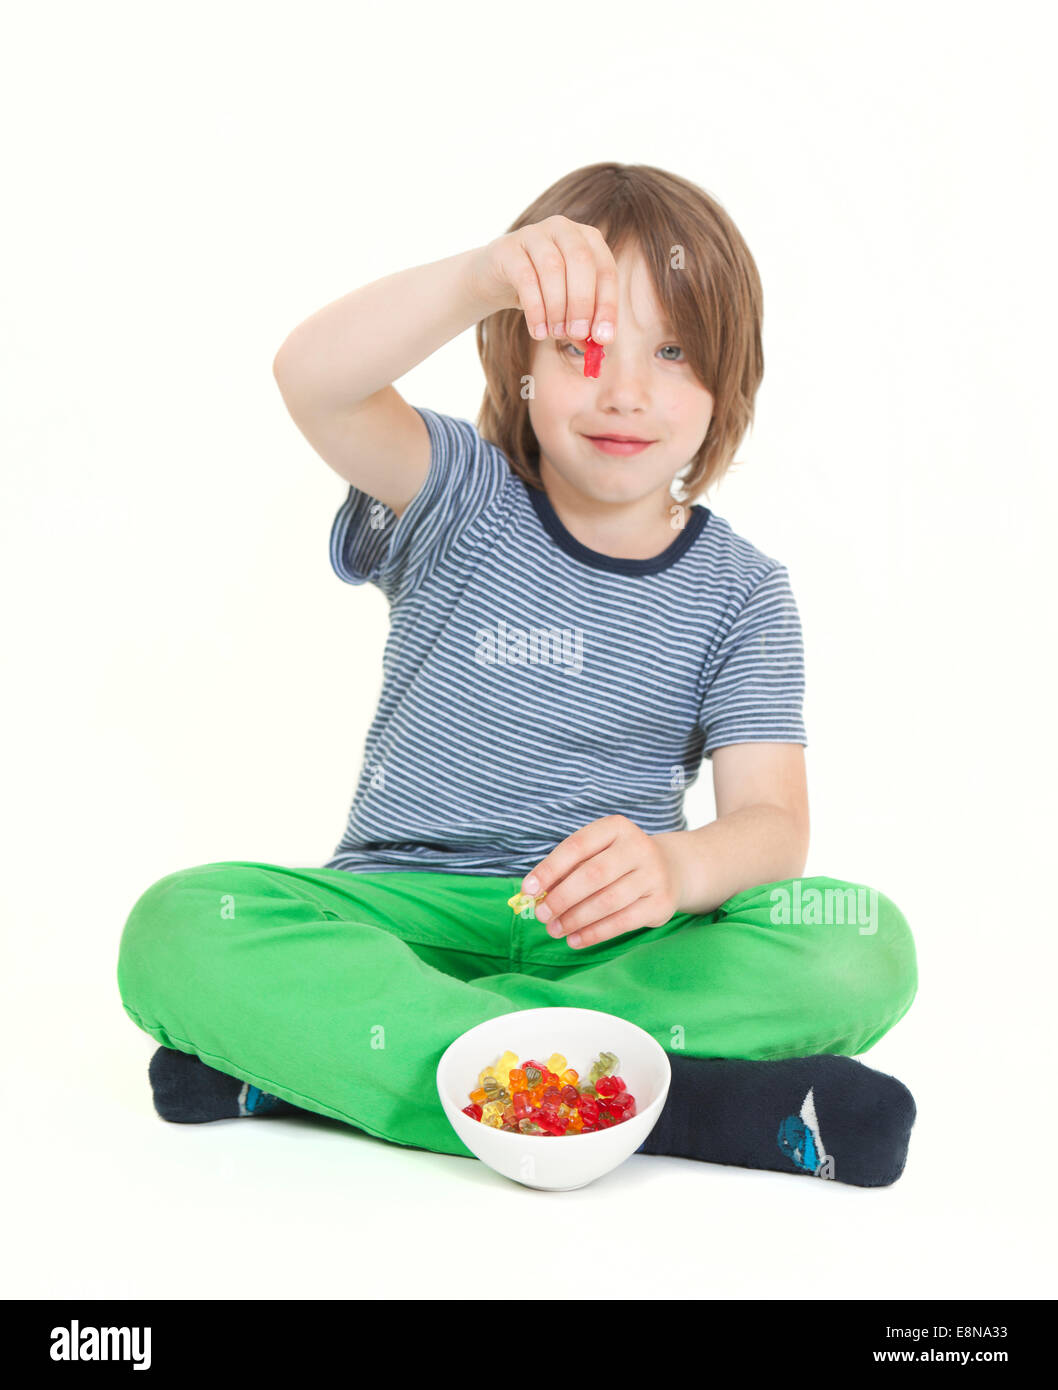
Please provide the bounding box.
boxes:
[122,862,224,934]
[117,863,239,987]
[870,886,918,1022]
[849,884,917,1032]
[797,877,918,1032]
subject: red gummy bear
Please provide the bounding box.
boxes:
[583,335,605,378]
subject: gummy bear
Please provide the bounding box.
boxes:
[507,890,547,917]
[588,1051,619,1085]
[583,335,605,378]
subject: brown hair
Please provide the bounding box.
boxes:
[474,162,764,505]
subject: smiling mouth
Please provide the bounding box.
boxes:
[583,434,656,455]
[587,434,654,443]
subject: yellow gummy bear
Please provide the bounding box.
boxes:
[546,1053,567,1076]
[494,1049,519,1087]
[507,889,548,916]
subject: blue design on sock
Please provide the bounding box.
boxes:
[246,1085,281,1114]
[777,1086,835,1177]
[777,1115,818,1173]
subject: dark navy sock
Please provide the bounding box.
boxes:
[148,1046,303,1123]
[635,1053,916,1187]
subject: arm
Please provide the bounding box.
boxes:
[272,217,621,520]
[271,248,498,517]
[654,742,810,915]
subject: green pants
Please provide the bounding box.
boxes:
[116,862,917,1157]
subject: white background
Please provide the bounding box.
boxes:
[3,0,1055,1300]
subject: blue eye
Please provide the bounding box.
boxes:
[659,345,685,361]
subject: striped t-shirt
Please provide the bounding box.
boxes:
[324,405,806,877]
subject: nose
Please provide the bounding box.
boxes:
[589,342,652,408]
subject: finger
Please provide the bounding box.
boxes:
[541,859,644,938]
[565,894,658,949]
[521,815,625,901]
[549,221,600,342]
[580,225,620,343]
[535,830,636,927]
[521,220,570,336]
[502,244,549,341]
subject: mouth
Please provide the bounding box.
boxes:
[584,434,656,456]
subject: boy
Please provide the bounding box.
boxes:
[120,164,917,1186]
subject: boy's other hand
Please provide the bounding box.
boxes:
[467,214,619,346]
[520,814,683,949]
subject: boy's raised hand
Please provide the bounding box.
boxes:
[467,214,619,347]
[519,815,684,949]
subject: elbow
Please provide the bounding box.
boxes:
[272,331,304,385]
[272,343,293,382]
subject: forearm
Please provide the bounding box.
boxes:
[655,805,810,916]
[272,247,495,410]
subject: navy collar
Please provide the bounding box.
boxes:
[526,482,709,575]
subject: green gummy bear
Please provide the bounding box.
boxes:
[588,1050,619,1084]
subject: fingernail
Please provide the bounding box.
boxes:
[536,903,551,921]
[550,322,565,337]
[533,323,548,339]
[594,322,613,341]
[568,319,589,339]
[523,875,539,893]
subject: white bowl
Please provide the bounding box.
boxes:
[436,1007,671,1191]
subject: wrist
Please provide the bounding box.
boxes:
[657,808,810,917]
[459,242,516,321]
[653,830,698,916]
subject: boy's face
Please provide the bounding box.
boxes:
[526,243,714,514]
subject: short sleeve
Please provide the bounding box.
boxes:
[328,405,509,604]
[698,563,807,757]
